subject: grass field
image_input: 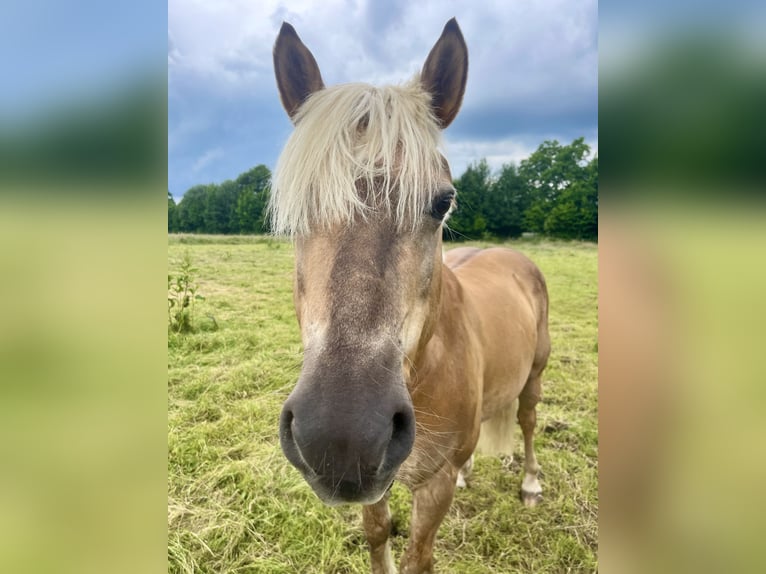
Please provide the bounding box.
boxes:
[168,234,598,573]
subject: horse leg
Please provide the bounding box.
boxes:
[456,454,473,488]
[362,491,396,574]
[518,374,543,507]
[400,466,457,573]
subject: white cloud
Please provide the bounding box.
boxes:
[169,0,597,193]
[192,148,224,173]
[168,0,596,97]
[168,30,181,66]
[444,137,537,177]
[168,0,343,88]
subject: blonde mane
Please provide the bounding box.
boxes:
[270,79,445,236]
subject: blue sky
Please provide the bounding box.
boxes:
[0,0,163,121]
[168,0,598,201]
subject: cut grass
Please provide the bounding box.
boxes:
[168,235,597,573]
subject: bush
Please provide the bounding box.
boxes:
[168,251,204,333]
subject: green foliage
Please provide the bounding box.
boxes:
[600,36,765,190]
[168,251,204,333]
[447,159,491,238]
[174,165,272,235]
[176,184,209,232]
[235,165,271,234]
[0,75,165,186]
[207,180,235,233]
[170,139,598,242]
[543,177,598,240]
[523,201,548,234]
[519,138,596,240]
[485,162,529,238]
[442,139,597,242]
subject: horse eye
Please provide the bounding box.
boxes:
[431,192,455,220]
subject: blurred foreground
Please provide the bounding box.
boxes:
[0,2,166,572]
[600,4,766,571]
[600,203,766,573]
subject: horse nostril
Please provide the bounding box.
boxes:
[387,411,415,464]
[392,411,409,441]
[385,408,415,470]
[280,408,295,442]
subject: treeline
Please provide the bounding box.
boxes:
[168,137,597,241]
[448,138,597,241]
[168,164,271,234]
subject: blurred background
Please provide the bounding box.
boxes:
[600,1,766,572]
[0,1,166,573]
[1,0,765,572]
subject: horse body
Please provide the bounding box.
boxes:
[399,247,547,481]
[378,248,549,573]
[271,18,550,573]
[449,247,549,421]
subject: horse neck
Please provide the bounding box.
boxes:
[408,261,466,373]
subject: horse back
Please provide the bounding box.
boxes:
[445,246,550,417]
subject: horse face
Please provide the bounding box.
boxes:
[281,194,453,504]
[273,19,467,505]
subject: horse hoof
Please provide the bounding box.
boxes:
[521,490,542,507]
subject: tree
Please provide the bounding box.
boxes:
[234,186,272,234]
[235,188,258,234]
[519,138,594,236]
[540,153,598,241]
[543,187,584,239]
[235,165,271,233]
[486,163,529,238]
[203,179,238,234]
[448,159,491,239]
[236,165,270,195]
[169,146,598,240]
[174,164,273,235]
[578,154,598,240]
[176,184,209,232]
[168,190,178,233]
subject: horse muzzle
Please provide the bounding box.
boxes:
[279,368,415,505]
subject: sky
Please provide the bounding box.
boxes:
[169,0,598,201]
[0,0,163,120]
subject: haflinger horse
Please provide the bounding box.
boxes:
[271,18,550,574]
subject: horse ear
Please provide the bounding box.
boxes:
[273,22,325,121]
[421,18,468,129]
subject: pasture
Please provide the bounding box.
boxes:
[168,235,597,573]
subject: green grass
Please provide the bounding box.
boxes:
[168,234,598,573]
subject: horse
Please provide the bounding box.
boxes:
[271,18,550,574]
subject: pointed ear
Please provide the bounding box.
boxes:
[273,22,325,121]
[420,18,468,128]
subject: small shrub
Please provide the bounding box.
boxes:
[168,251,204,333]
